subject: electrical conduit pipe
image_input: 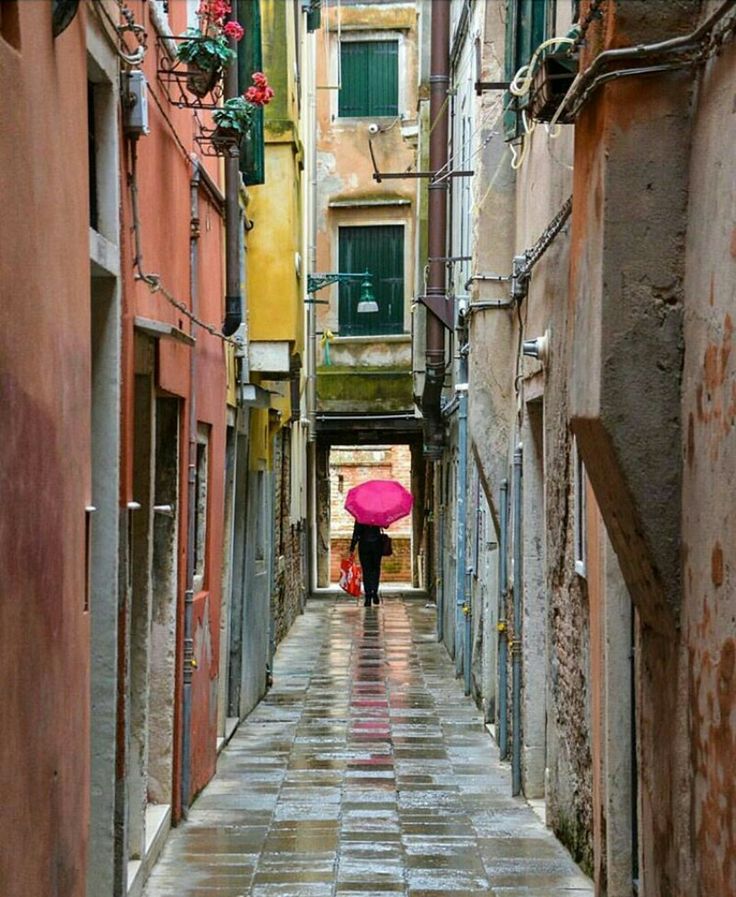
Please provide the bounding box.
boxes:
[511,443,523,796]
[498,479,509,760]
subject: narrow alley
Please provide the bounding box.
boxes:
[3,2,736,895]
[142,596,592,897]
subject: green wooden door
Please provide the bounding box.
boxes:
[338,225,404,337]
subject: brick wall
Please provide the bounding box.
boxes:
[328,445,413,584]
[330,535,412,584]
[272,428,305,646]
[330,445,412,538]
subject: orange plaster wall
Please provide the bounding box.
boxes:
[0,6,91,896]
[119,1,228,816]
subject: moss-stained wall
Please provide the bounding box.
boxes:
[317,365,413,412]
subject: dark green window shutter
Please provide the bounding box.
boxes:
[237,0,265,185]
[306,0,321,32]
[338,41,398,118]
[338,225,404,337]
[503,0,555,140]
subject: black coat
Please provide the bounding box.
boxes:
[350,522,382,554]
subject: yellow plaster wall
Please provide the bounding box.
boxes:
[247,143,303,347]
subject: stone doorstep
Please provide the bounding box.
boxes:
[217,716,240,755]
[311,586,429,600]
[127,804,171,897]
[484,724,547,827]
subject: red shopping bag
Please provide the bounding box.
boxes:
[339,555,363,598]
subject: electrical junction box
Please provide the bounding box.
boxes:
[123,70,149,137]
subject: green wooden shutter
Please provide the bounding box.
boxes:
[339,42,370,117]
[372,41,398,116]
[338,41,398,117]
[237,0,265,185]
[338,225,404,337]
[503,0,554,140]
[306,0,321,32]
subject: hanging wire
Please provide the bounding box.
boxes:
[432,94,506,183]
[127,142,236,345]
[521,196,573,273]
[147,80,197,166]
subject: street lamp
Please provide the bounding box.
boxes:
[306,271,378,313]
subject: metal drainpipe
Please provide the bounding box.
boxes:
[181,162,201,815]
[306,41,317,442]
[511,443,523,796]
[497,479,509,760]
[421,0,450,458]
[222,0,242,336]
[437,496,445,643]
[455,350,469,689]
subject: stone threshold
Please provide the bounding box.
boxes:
[485,722,547,826]
[127,803,171,897]
[216,716,240,755]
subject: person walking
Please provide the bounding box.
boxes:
[350,521,383,607]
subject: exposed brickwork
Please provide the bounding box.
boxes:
[328,445,413,584]
[330,535,412,584]
[543,328,594,875]
[271,428,305,647]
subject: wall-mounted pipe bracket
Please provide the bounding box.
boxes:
[417,294,456,330]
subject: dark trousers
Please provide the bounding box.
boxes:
[358,541,382,600]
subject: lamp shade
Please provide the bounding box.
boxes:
[357,277,378,314]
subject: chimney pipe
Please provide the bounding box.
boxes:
[421,0,450,458]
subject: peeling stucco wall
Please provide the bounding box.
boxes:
[315,1,419,399]
[680,21,736,896]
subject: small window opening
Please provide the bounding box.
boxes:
[88,81,99,231]
[573,438,587,577]
[193,433,209,589]
[0,1,21,49]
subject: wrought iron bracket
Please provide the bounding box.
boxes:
[417,294,456,331]
[307,272,370,293]
[156,36,225,110]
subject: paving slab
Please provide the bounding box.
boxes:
[142,597,593,897]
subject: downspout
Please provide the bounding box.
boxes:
[497,479,509,760]
[306,24,318,594]
[421,0,450,458]
[511,443,523,796]
[306,31,318,441]
[222,0,243,336]
[437,494,445,643]
[455,347,469,692]
[181,162,201,815]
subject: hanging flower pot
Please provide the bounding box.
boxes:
[204,74,274,157]
[186,62,221,99]
[175,1,242,99]
[210,124,242,155]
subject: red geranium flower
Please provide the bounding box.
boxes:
[244,72,274,106]
[223,21,244,41]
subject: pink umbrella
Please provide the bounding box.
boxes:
[344,479,413,528]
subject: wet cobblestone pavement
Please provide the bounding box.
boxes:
[143,597,593,897]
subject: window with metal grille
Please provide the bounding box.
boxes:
[338,40,398,118]
[338,225,404,337]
